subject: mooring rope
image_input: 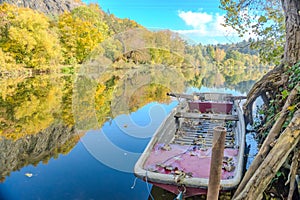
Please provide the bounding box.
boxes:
[146,170,155,200]
[130,177,138,189]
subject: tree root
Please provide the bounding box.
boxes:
[233,109,300,200]
[286,146,300,200]
[243,64,287,125]
[233,83,300,198]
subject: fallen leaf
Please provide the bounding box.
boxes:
[25,173,33,178]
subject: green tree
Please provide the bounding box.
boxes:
[220,0,285,65]
[206,45,216,62]
[214,48,226,63]
[221,0,300,199]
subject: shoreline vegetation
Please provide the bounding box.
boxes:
[2,0,299,199]
[0,3,271,77]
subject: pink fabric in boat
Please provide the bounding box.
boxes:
[188,101,233,114]
[144,144,238,179]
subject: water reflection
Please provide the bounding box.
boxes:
[0,64,267,199]
[0,75,76,183]
[0,75,74,140]
[0,124,77,182]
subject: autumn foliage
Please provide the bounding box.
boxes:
[0,3,268,73]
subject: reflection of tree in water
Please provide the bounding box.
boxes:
[0,124,78,182]
[74,64,195,131]
[110,67,186,117]
[0,66,268,183]
[75,63,268,133]
[0,75,78,182]
[187,65,269,93]
[129,84,171,112]
[227,80,257,94]
[0,75,74,140]
[202,71,226,88]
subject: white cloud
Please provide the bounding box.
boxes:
[178,11,213,28]
[176,10,241,43]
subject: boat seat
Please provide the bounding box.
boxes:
[174,112,239,121]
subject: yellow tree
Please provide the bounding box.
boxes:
[0,48,18,70]
[58,5,109,64]
[0,3,61,70]
[214,48,226,63]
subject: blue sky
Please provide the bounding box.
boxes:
[83,0,243,44]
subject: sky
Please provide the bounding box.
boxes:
[82,0,243,44]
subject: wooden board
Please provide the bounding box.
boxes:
[175,112,239,121]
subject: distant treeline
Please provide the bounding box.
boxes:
[0,3,269,71]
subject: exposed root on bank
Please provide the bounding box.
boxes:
[233,109,300,200]
[233,59,300,199]
[286,147,300,200]
[243,64,288,125]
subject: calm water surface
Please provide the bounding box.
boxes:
[0,66,264,200]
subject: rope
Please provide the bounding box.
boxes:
[132,171,154,199]
[130,177,138,189]
[146,170,155,200]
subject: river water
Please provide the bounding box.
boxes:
[0,65,266,200]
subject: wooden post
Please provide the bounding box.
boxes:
[207,126,226,200]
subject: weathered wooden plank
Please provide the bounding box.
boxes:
[175,112,239,121]
[166,92,194,100]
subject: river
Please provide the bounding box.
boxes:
[0,65,267,200]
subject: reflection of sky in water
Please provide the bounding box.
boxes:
[0,86,259,200]
[246,133,258,169]
[0,141,150,200]
[103,101,178,152]
[79,101,178,173]
[0,101,177,200]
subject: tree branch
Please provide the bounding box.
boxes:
[286,146,300,200]
[234,82,300,197]
[233,109,300,200]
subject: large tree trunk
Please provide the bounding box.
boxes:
[234,0,300,199]
[281,0,300,65]
[244,0,300,125]
[243,64,286,125]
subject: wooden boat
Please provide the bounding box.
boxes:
[134,92,246,197]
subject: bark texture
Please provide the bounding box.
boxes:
[281,0,300,66]
[236,0,300,199]
[243,64,287,125]
[287,147,299,200]
[234,83,300,197]
[233,109,300,200]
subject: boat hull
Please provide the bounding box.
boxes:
[134,93,246,197]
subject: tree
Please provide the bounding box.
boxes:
[0,3,62,69]
[220,0,285,65]
[214,48,226,63]
[0,48,18,70]
[221,0,300,199]
[58,5,109,64]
